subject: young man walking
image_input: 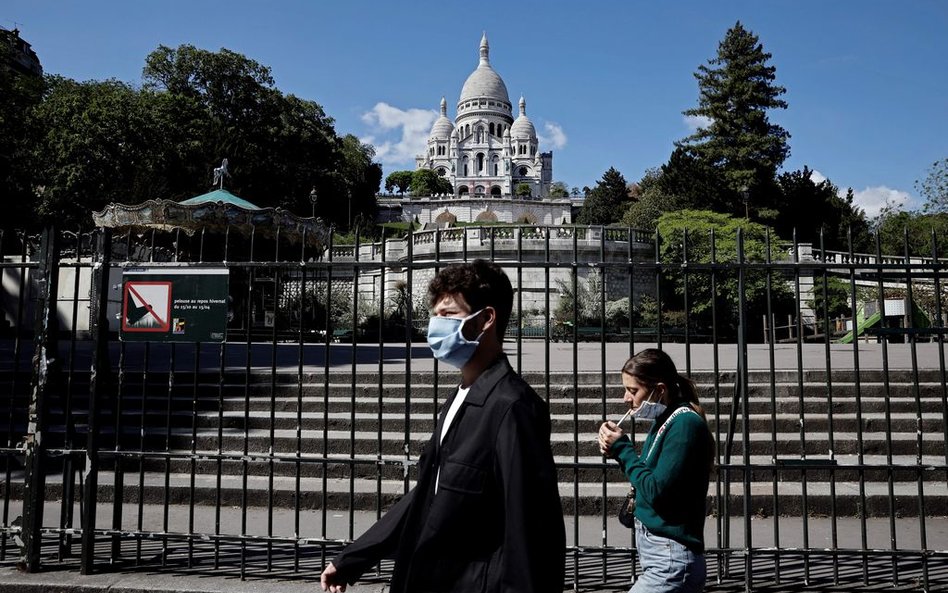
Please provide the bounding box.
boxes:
[321,259,565,593]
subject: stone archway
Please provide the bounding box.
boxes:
[515,211,538,225]
[435,210,457,225]
[490,186,502,196]
[476,209,498,223]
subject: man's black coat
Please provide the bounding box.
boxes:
[332,355,565,593]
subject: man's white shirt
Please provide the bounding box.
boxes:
[435,385,470,494]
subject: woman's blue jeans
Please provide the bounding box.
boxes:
[630,518,706,593]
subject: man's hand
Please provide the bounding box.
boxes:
[598,420,624,456]
[320,562,347,593]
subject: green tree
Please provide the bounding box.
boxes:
[410,168,452,196]
[807,277,857,333]
[337,134,383,231]
[385,170,413,195]
[876,210,948,258]
[514,182,532,197]
[549,181,569,198]
[678,22,789,205]
[0,32,45,228]
[917,158,947,214]
[656,209,794,339]
[577,167,629,225]
[772,167,872,250]
[142,44,355,222]
[29,77,203,227]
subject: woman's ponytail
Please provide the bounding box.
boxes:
[676,373,705,420]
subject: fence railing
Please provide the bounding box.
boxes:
[0,225,945,592]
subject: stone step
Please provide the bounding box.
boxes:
[5,367,940,385]
[28,386,948,418]
[70,408,946,435]
[9,470,944,517]
[115,452,945,484]
[83,426,948,458]
[54,380,948,401]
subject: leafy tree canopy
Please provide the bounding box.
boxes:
[410,168,452,196]
[576,167,629,225]
[917,158,947,214]
[549,181,569,198]
[875,210,948,258]
[771,166,872,251]
[0,34,45,228]
[385,170,413,195]
[656,209,793,338]
[10,44,381,231]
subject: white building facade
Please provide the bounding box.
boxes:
[412,34,564,223]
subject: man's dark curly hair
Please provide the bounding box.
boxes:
[427,260,513,337]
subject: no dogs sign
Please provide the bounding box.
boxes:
[121,268,229,342]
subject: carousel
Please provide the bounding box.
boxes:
[91,160,332,338]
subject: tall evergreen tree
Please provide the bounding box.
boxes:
[678,22,789,199]
[577,167,629,225]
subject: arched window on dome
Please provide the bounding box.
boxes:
[489,123,495,136]
[465,124,470,137]
[477,153,484,173]
[462,156,469,177]
[492,155,499,176]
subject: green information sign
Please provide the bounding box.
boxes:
[121,268,229,342]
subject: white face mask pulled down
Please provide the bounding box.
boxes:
[632,389,666,421]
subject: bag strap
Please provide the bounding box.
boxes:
[643,405,697,462]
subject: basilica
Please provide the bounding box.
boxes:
[404,33,570,226]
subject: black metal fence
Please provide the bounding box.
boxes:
[0,225,946,592]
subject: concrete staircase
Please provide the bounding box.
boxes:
[3,366,946,519]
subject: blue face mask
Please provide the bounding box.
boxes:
[427,309,486,369]
[632,389,666,421]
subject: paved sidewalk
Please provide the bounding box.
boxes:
[0,509,944,592]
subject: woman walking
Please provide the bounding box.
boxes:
[597,349,714,592]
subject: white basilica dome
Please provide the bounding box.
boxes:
[510,96,537,139]
[458,33,510,107]
[429,97,454,139]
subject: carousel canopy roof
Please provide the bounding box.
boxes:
[179,188,262,210]
[91,188,328,249]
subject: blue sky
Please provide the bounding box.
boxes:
[6,1,946,216]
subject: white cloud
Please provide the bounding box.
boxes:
[807,169,914,218]
[361,102,438,166]
[851,186,912,219]
[538,122,568,150]
[684,114,712,131]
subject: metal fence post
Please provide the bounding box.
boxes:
[20,226,61,572]
[80,228,112,574]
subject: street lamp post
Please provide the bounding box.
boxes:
[347,189,352,230]
[309,188,318,219]
[740,185,750,220]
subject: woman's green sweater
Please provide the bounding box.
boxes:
[610,403,713,553]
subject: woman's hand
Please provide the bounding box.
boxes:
[598,420,624,456]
